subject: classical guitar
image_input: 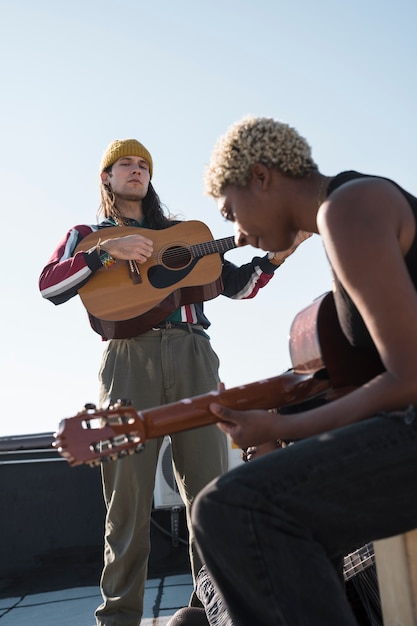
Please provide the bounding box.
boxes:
[54,291,384,467]
[75,221,236,338]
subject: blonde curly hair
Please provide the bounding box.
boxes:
[204,115,318,197]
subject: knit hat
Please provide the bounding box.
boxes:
[100,138,153,178]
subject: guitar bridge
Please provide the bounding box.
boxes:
[128,260,142,284]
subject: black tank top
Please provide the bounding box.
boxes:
[327,171,417,349]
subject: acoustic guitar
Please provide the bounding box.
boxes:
[54,291,384,467]
[75,221,236,338]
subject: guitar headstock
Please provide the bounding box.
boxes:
[54,400,146,467]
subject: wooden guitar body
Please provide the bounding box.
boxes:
[75,221,235,338]
[290,291,384,390]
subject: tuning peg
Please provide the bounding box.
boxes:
[112,398,132,407]
[82,403,97,411]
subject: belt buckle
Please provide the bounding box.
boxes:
[152,322,173,331]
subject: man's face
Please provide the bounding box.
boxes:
[101,156,151,201]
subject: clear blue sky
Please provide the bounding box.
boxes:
[1,0,416,436]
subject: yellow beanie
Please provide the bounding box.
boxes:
[100,138,153,178]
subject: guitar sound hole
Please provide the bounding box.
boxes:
[162,245,192,269]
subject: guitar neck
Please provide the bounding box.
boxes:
[139,371,330,440]
[56,289,383,468]
[191,236,236,258]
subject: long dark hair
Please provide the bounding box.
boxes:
[98,170,173,229]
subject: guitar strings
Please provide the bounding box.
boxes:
[121,237,236,265]
[343,544,375,580]
[344,554,375,574]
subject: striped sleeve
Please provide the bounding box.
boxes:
[220,255,279,300]
[39,224,100,305]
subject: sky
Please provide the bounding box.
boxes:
[0,0,416,437]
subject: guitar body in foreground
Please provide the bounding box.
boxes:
[54,291,384,467]
[75,221,236,338]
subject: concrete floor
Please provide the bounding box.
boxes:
[0,572,193,625]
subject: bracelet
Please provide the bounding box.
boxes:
[86,237,115,269]
[99,251,116,269]
[268,251,286,266]
[97,237,116,269]
[86,237,102,256]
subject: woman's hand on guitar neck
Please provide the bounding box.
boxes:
[212,382,290,450]
[209,402,287,450]
[100,234,154,262]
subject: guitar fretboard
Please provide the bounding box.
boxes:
[191,236,236,258]
[343,542,375,581]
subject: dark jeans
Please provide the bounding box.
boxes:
[192,408,417,626]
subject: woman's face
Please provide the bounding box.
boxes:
[217,173,295,252]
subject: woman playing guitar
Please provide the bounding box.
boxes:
[192,116,417,626]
